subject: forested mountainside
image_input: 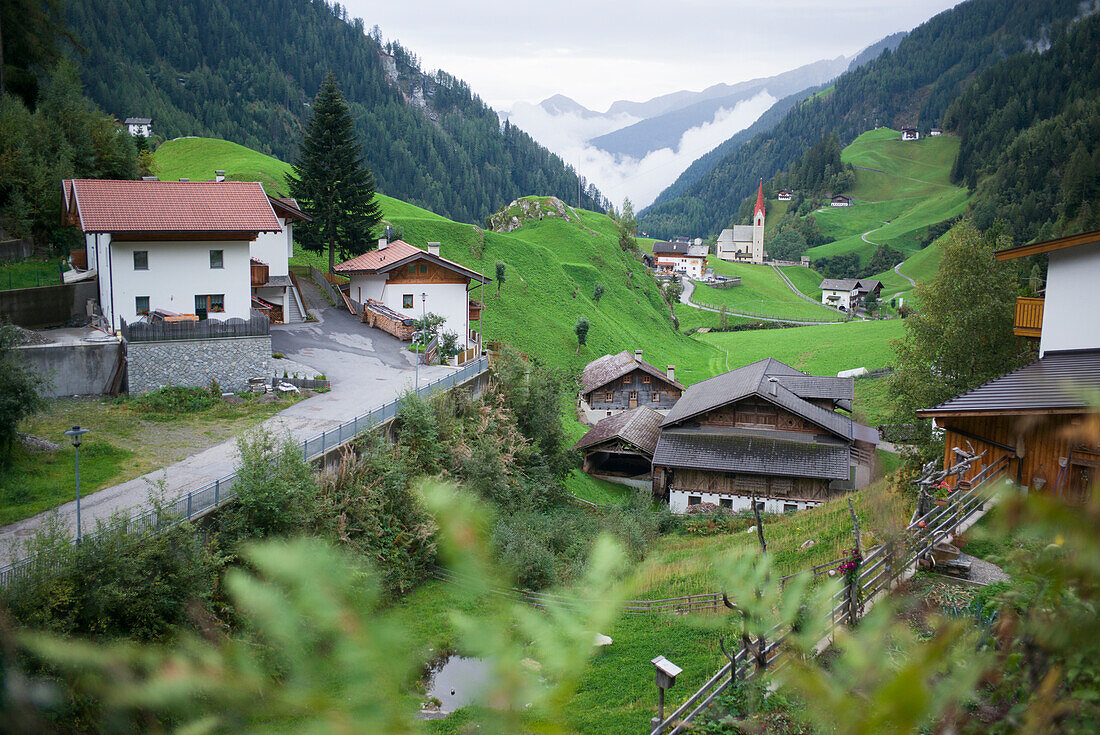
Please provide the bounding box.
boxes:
[62,0,604,224]
[638,0,1088,240]
[947,13,1100,244]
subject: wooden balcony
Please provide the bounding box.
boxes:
[250,259,269,287]
[1014,296,1044,338]
[469,299,484,321]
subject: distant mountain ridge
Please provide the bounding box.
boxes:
[588,56,853,159]
[638,0,1088,240]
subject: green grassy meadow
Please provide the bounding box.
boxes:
[698,318,903,376]
[804,129,969,270]
[694,261,844,322]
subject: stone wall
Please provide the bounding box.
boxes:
[127,336,271,395]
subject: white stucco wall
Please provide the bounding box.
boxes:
[669,490,821,514]
[656,256,704,279]
[349,273,473,347]
[1040,241,1100,356]
[821,289,852,309]
[99,238,252,326]
[250,219,292,276]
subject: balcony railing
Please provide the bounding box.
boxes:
[250,260,269,287]
[1014,296,1044,338]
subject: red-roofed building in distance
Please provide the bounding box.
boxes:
[62,178,307,328]
[334,238,490,349]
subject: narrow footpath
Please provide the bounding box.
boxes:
[0,282,452,565]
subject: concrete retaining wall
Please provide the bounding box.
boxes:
[127,336,271,395]
[0,239,33,260]
[17,340,123,397]
[0,280,97,328]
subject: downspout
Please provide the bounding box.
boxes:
[106,236,116,332]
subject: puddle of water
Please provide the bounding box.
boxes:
[424,655,491,714]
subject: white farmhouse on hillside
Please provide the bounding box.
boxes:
[717,180,766,263]
[63,179,286,329]
[819,278,882,311]
[653,240,708,279]
[900,127,920,141]
[124,117,153,137]
[335,239,490,348]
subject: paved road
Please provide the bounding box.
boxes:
[893,261,917,288]
[0,279,450,565]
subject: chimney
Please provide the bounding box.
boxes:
[634,349,643,362]
[666,365,675,382]
[768,377,778,396]
[378,238,388,251]
[214,170,226,182]
[141,176,159,181]
[427,242,441,257]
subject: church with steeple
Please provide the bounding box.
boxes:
[715,180,766,263]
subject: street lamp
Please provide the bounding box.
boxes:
[64,425,90,543]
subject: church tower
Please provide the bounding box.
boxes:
[751,179,765,263]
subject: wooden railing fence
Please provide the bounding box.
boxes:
[649,454,1011,735]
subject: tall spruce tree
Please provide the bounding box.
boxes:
[288,74,382,273]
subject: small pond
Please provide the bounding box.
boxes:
[424,655,491,714]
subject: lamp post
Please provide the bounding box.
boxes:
[64,425,90,543]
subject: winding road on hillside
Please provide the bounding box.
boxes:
[678,277,846,326]
[769,265,853,319]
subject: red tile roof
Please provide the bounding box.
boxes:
[334,240,489,283]
[334,240,424,272]
[64,179,283,234]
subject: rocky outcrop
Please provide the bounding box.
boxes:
[488,197,579,233]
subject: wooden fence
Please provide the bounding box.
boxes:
[649,454,1011,735]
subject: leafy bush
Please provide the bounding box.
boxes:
[0,507,213,640]
[129,386,220,415]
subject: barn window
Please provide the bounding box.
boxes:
[784,503,798,514]
[719,498,733,509]
[622,376,632,385]
[403,294,414,309]
[688,496,702,506]
[652,391,661,402]
[604,392,613,402]
[642,375,651,384]
[629,391,638,400]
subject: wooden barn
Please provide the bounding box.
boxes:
[579,350,684,424]
[573,406,662,485]
[652,359,877,513]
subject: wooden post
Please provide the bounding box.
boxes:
[751,493,767,553]
[847,499,863,624]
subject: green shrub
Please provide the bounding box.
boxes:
[129,386,219,415]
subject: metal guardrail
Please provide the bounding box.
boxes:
[0,356,490,587]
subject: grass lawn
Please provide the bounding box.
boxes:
[0,259,66,291]
[697,318,903,376]
[853,375,895,427]
[693,262,845,322]
[778,264,826,301]
[1,392,305,526]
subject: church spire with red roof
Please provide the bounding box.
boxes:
[754,179,765,218]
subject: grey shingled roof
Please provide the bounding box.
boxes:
[919,350,1100,416]
[580,351,685,394]
[653,241,708,257]
[819,278,859,291]
[660,358,853,440]
[774,375,854,402]
[652,428,851,480]
[573,407,663,455]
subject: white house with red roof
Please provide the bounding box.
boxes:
[334,239,490,348]
[716,180,766,263]
[250,196,310,323]
[62,179,309,329]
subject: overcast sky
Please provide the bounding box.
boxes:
[342,0,963,111]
